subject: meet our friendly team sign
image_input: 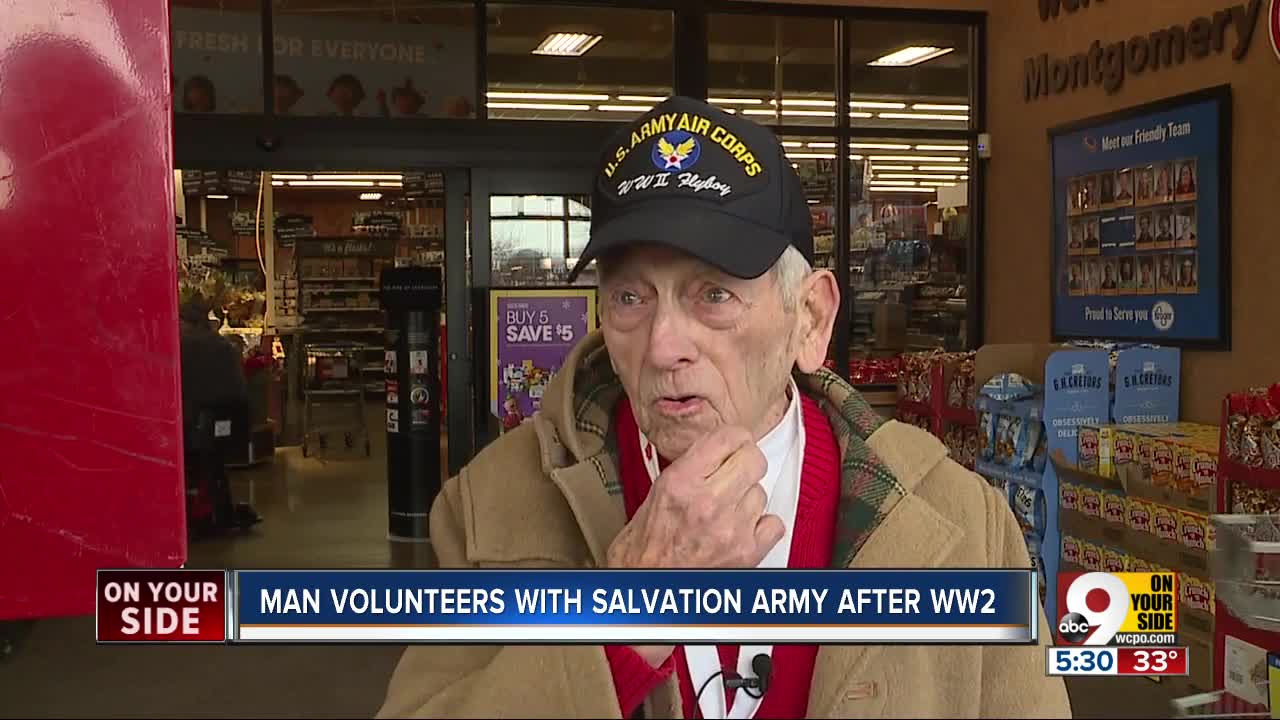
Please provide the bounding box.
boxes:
[228,569,1038,644]
[1049,87,1229,347]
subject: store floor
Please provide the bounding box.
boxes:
[0,409,1179,718]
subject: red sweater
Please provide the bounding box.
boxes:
[605,395,840,719]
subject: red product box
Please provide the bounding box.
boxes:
[97,569,227,643]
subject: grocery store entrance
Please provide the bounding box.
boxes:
[174,167,465,569]
[171,151,605,569]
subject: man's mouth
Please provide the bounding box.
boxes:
[655,395,705,417]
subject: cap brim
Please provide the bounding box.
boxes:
[568,205,788,282]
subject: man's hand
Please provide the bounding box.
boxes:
[608,425,784,569]
[606,426,785,666]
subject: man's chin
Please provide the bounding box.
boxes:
[645,420,713,461]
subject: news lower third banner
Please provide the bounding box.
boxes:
[94,569,1038,644]
[231,569,1037,644]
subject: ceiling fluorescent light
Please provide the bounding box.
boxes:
[708,97,763,105]
[960,175,969,180]
[848,112,874,118]
[918,181,957,186]
[288,180,374,187]
[617,94,667,102]
[876,173,957,180]
[919,165,969,172]
[488,91,609,101]
[849,154,864,160]
[869,155,968,163]
[786,152,837,159]
[870,186,936,193]
[271,180,284,186]
[377,181,403,187]
[873,164,915,171]
[597,104,652,112]
[532,32,602,57]
[878,112,969,121]
[913,103,969,111]
[312,174,402,181]
[743,108,834,117]
[807,142,837,149]
[781,141,804,148]
[486,102,591,111]
[870,180,918,186]
[868,46,955,67]
[773,98,835,107]
[271,173,307,180]
[206,194,229,199]
[850,100,907,109]
[359,192,383,201]
[915,144,969,151]
[852,143,912,150]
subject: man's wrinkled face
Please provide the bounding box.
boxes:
[600,245,801,460]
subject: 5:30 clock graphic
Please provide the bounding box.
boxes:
[1046,646,1189,677]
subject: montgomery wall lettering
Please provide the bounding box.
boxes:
[1025,0,1262,101]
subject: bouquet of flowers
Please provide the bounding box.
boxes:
[178,257,230,321]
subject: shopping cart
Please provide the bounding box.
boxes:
[301,342,371,459]
[1171,514,1278,718]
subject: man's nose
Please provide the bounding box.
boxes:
[645,301,698,370]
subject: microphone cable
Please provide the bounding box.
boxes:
[691,654,773,719]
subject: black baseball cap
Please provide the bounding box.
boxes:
[568,96,813,281]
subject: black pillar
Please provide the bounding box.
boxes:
[673,0,708,99]
[380,266,444,541]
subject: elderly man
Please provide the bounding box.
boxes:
[379,97,1069,719]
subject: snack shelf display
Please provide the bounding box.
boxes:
[973,369,1053,610]
[898,350,978,469]
[973,344,1182,630]
[1209,388,1280,714]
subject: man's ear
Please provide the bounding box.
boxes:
[793,269,840,374]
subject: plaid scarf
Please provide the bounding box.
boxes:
[565,342,908,567]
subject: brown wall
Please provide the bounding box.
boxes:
[986,0,1280,423]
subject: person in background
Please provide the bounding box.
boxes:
[1101,262,1117,291]
[1156,215,1175,246]
[273,74,304,114]
[378,96,1069,719]
[179,299,259,534]
[327,74,366,116]
[1176,163,1196,195]
[182,75,216,113]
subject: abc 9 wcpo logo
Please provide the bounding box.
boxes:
[1057,572,1129,645]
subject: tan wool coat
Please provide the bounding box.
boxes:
[378,333,1071,719]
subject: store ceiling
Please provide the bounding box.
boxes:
[178,1,970,68]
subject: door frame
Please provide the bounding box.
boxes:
[467,166,597,456]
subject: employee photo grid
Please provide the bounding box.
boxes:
[1065,157,1198,299]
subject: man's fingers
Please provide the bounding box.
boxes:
[707,444,768,496]
[736,483,768,518]
[664,425,754,480]
[753,514,786,558]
